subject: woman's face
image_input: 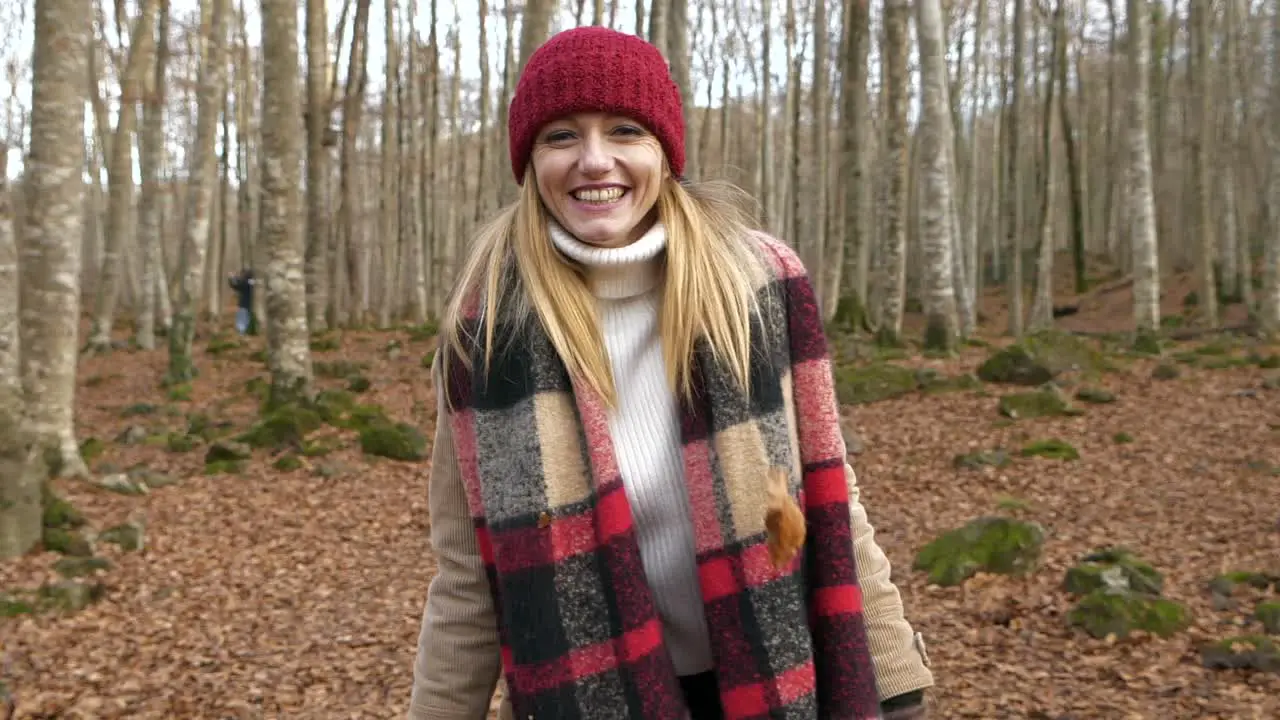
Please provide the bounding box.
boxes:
[530,112,667,249]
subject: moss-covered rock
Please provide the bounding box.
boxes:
[205,334,242,355]
[1064,547,1164,596]
[167,383,193,402]
[97,522,144,552]
[1207,571,1278,597]
[42,485,85,530]
[1132,330,1163,356]
[166,433,199,453]
[918,369,982,394]
[359,421,427,461]
[1200,635,1280,672]
[1113,432,1134,444]
[204,459,245,475]
[998,387,1071,419]
[406,322,439,342]
[1256,602,1280,634]
[42,527,92,556]
[205,440,252,465]
[239,404,322,449]
[310,333,341,352]
[79,437,106,464]
[1067,588,1189,639]
[1020,438,1080,461]
[834,362,920,405]
[53,556,111,579]
[273,454,303,472]
[120,402,158,417]
[1075,386,1116,404]
[1,592,35,617]
[96,472,147,496]
[346,374,372,393]
[1152,363,1180,380]
[977,331,1107,386]
[913,516,1046,586]
[37,579,104,612]
[314,359,368,378]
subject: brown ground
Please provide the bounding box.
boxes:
[2,276,1278,719]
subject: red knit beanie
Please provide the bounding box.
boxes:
[507,26,685,184]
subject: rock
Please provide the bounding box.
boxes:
[999,387,1071,419]
[1152,363,1180,380]
[128,466,179,488]
[833,362,920,405]
[1256,602,1280,634]
[918,370,982,394]
[1067,588,1189,639]
[1208,571,1278,597]
[205,440,252,464]
[115,424,150,445]
[37,580,104,612]
[1063,547,1164,596]
[359,421,427,461]
[0,592,35,617]
[1200,636,1280,673]
[97,522,145,552]
[238,404,322,449]
[1020,439,1080,461]
[1074,386,1116,404]
[976,331,1108,386]
[913,516,1045,586]
[42,527,93,557]
[96,473,147,496]
[52,556,111,579]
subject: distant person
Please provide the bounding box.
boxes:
[227,268,255,335]
[408,26,933,720]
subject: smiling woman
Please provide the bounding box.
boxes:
[409,25,934,720]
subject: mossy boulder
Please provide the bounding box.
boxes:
[977,331,1107,386]
[53,556,111,579]
[205,440,252,464]
[42,485,85,530]
[1208,571,1278,596]
[1200,635,1280,672]
[917,369,982,395]
[1255,602,1280,634]
[1152,363,1180,380]
[273,454,303,472]
[79,437,106,464]
[834,362,919,405]
[1064,547,1164,596]
[346,374,372,393]
[359,421,427,461]
[1075,387,1116,404]
[42,527,92,556]
[998,387,1072,419]
[97,522,144,552]
[38,579,105,612]
[239,404,322,449]
[1020,438,1080,461]
[913,516,1045,586]
[1068,588,1189,639]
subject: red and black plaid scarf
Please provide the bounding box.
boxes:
[441,236,881,719]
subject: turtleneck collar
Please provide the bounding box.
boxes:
[548,219,667,300]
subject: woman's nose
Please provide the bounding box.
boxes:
[577,133,614,175]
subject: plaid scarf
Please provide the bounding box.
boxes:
[441,236,881,719]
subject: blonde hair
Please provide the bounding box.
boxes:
[440,171,768,410]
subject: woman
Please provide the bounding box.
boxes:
[410,26,933,720]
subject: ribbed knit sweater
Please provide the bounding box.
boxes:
[548,220,714,676]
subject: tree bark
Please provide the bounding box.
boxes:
[1128,0,1161,332]
[260,0,316,406]
[20,0,92,479]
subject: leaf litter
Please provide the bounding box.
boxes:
[1,325,1278,719]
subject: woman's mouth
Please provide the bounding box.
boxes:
[571,187,627,206]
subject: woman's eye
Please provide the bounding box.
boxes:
[544,130,575,143]
[612,125,644,137]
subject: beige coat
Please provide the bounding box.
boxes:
[409,358,933,720]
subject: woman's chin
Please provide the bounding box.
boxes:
[563,219,632,248]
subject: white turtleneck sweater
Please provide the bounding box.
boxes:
[548,220,714,677]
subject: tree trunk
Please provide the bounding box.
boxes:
[166,0,228,384]
[1030,2,1062,331]
[378,0,399,328]
[1190,0,1218,326]
[260,0,316,407]
[87,0,159,353]
[875,0,909,344]
[20,0,92,479]
[1005,0,1026,337]
[1128,0,1161,332]
[1263,0,1280,332]
[305,0,330,331]
[135,0,170,350]
[916,0,960,350]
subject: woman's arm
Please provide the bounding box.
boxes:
[844,462,934,708]
[407,356,503,720]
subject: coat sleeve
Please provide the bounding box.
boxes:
[407,354,503,720]
[844,461,934,702]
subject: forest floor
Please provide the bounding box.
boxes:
[2,276,1279,719]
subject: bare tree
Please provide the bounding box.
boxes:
[1128,0,1161,332]
[305,0,330,331]
[1264,0,1280,333]
[874,0,909,344]
[260,0,315,406]
[916,0,959,350]
[135,0,170,350]
[18,0,92,481]
[1189,0,1218,326]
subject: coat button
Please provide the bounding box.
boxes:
[538,512,551,528]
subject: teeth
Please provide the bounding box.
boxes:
[573,187,624,203]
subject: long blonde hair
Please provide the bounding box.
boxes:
[440,170,768,410]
